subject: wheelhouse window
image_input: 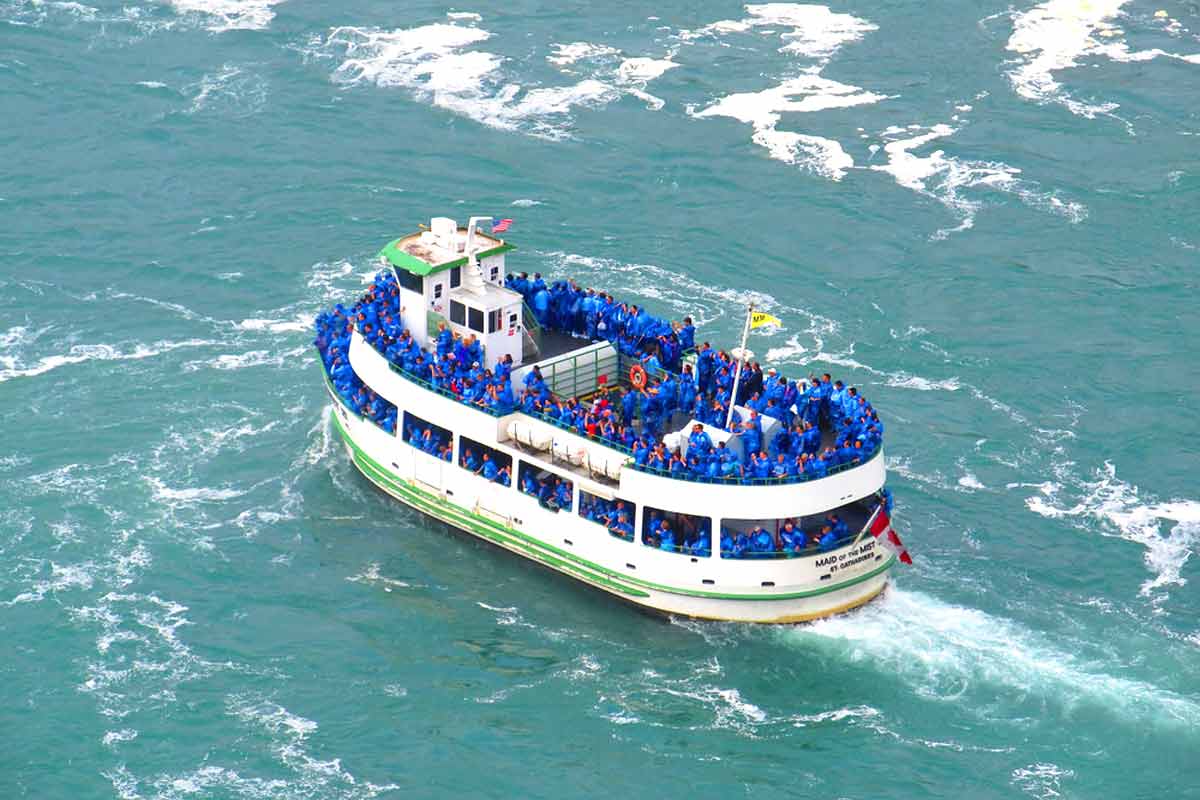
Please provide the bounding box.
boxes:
[402,411,452,462]
[642,507,711,557]
[450,266,462,288]
[468,307,485,333]
[450,300,466,326]
[433,283,443,299]
[458,436,512,486]
[488,310,501,334]
[397,269,423,294]
[579,491,635,541]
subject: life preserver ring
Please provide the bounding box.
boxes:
[629,364,648,390]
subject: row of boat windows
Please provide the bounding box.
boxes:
[399,409,869,559]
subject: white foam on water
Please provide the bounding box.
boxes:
[183,345,308,371]
[163,0,286,32]
[616,56,677,84]
[870,123,1084,238]
[681,3,878,59]
[958,472,986,490]
[324,22,632,140]
[0,338,214,383]
[346,562,410,589]
[885,372,962,391]
[187,64,268,116]
[1025,461,1200,598]
[446,10,480,22]
[789,588,1200,726]
[510,198,542,207]
[695,74,884,179]
[547,41,619,67]
[147,476,246,504]
[102,729,138,748]
[686,6,884,180]
[136,80,169,89]
[1011,762,1076,799]
[237,314,310,333]
[1006,0,1200,118]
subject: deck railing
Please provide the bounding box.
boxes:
[343,331,882,488]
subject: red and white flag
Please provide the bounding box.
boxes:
[869,509,912,565]
[492,218,513,233]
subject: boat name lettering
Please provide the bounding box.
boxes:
[825,540,876,573]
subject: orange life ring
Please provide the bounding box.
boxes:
[629,364,648,391]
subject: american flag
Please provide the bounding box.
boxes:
[492,218,513,233]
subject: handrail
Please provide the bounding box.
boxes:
[386,361,506,418]
[521,300,543,337]
[321,366,396,435]
[350,328,882,489]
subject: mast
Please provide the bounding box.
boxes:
[725,303,753,431]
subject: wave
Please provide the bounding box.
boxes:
[164,0,286,32]
[236,315,311,333]
[1006,0,1200,119]
[786,588,1200,727]
[147,476,246,504]
[685,6,884,180]
[869,123,1085,239]
[0,338,215,383]
[187,64,268,116]
[694,74,887,179]
[1025,461,1200,599]
[322,22,662,140]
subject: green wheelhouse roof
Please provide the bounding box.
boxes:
[378,236,516,277]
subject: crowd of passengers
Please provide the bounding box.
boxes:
[404,420,454,463]
[313,268,884,484]
[505,271,884,479]
[459,445,512,486]
[579,496,636,541]
[520,469,573,511]
[720,514,851,558]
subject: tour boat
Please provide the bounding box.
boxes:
[314,215,906,623]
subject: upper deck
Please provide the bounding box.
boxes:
[313,217,886,495]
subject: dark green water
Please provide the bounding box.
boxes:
[2,0,1198,797]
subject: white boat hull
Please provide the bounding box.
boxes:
[328,396,894,624]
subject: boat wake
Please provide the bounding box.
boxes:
[782,587,1200,727]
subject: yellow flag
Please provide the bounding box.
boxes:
[750,311,782,330]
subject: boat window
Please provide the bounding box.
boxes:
[468,307,485,333]
[579,491,635,541]
[517,461,573,513]
[720,498,877,559]
[641,507,712,557]
[458,436,511,486]
[450,266,461,288]
[402,411,452,462]
[396,269,423,294]
[450,300,466,326]
[433,283,443,299]
[488,310,501,333]
[490,265,500,282]
[508,313,518,329]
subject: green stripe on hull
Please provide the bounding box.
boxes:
[329,407,894,602]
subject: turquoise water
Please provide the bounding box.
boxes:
[3,0,1199,796]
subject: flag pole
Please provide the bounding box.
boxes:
[725,304,753,431]
[851,502,883,548]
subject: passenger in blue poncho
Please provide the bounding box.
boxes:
[687,423,713,459]
[818,524,839,551]
[657,520,677,552]
[750,525,775,554]
[780,520,804,553]
[480,453,498,481]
